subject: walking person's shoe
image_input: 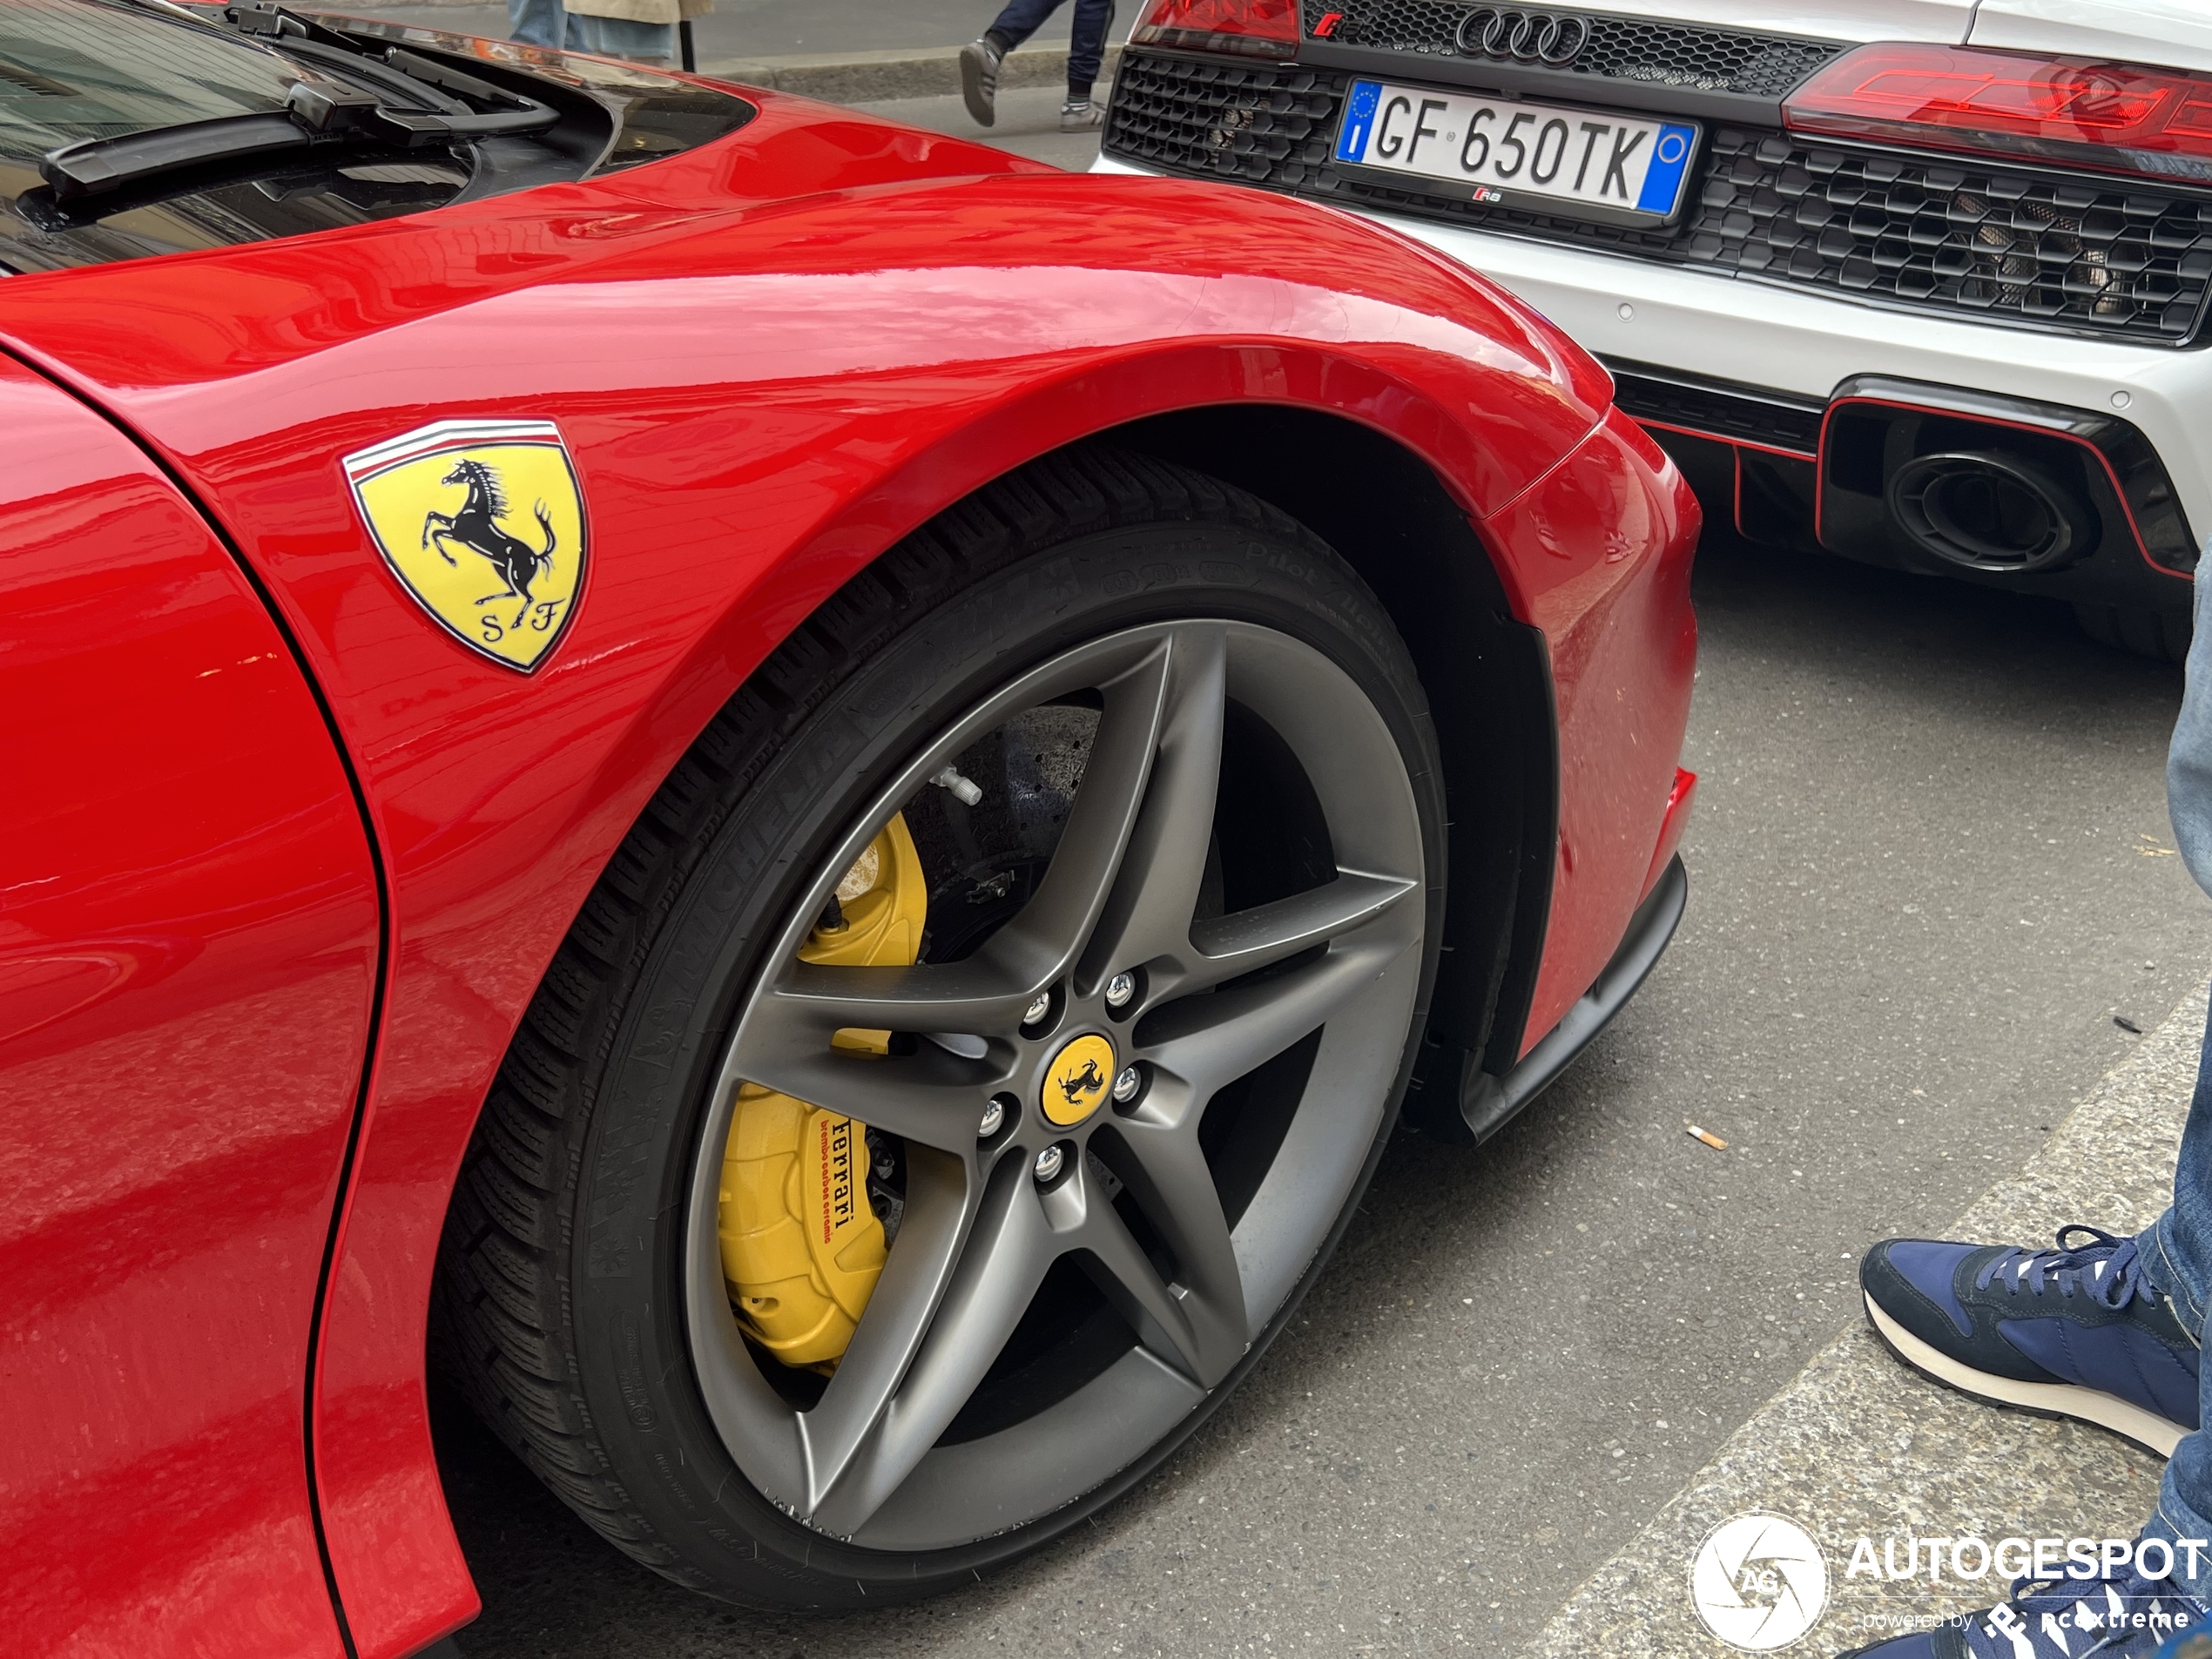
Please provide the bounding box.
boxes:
[960,37,1004,126]
[1835,1554,2204,1656]
[1059,97,1104,132]
[1860,1225,2200,1455]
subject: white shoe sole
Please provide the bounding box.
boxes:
[1865,1291,2188,1458]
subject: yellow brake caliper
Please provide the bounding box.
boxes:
[718,813,927,1372]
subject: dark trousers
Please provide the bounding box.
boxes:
[987,0,1116,91]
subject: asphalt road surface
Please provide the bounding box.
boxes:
[434,500,2212,1656]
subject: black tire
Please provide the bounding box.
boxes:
[433,444,1447,1608]
[2073,601,2191,663]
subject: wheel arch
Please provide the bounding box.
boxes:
[680,376,1564,1100]
[553,349,1573,1120]
[564,381,1564,1133]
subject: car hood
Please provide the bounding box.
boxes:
[1970,0,2212,73]
[1549,0,1970,45]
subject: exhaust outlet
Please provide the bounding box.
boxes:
[1885,448,2099,575]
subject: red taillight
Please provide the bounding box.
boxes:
[1784,42,2212,183]
[1132,0,1300,59]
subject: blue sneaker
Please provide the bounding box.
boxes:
[1838,1558,2203,1656]
[1860,1226,2199,1456]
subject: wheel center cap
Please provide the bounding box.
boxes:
[1042,1032,1116,1127]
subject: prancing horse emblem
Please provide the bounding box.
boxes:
[1042,1032,1118,1127]
[1058,1058,1105,1106]
[343,417,588,673]
[421,458,556,633]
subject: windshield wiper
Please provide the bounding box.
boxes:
[226,3,563,136]
[39,3,559,202]
[40,87,344,202]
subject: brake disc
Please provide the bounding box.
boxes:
[717,813,924,1372]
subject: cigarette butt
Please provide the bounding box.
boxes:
[1685,1124,1729,1150]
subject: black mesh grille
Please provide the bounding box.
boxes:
[1106,53,1342,185]
[1300,2,1841,98]
[1103,51,2212,343]
[1689,132,2212,341]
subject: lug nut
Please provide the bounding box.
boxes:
[1112,1065,1142,1104]
[1104,971,1136,1009]
[1033,1143,1066,1184]
[1023,991,1052,1027]
[978,1097,1007,1139]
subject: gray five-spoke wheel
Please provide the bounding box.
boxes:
[683,619,1427,1548]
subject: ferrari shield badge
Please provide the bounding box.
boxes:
[343,418,587,671]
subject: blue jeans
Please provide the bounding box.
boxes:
[986,0,1116,89]
[2137,565,2212,1593]
[507,0,677,61]
[506,0,576,48]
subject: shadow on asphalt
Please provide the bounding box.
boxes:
[434,524,2192,1656]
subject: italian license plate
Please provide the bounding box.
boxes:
[1332,79,1699,226]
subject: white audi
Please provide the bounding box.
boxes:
[1097,0,2211,657]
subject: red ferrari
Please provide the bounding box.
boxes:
[0,3,1697,1655]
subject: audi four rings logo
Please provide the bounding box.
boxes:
[1453,7,1591,64]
